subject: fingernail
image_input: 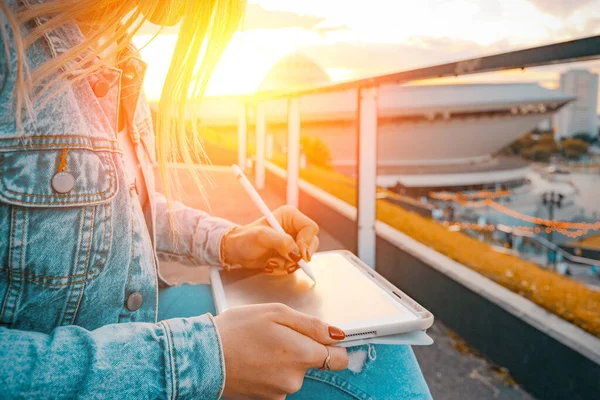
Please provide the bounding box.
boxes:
[307,250,313,262]
[263,267,273,274]
[328,326,346,340]
[289,249,302,262]
[267,260,279,269]
[287,265,298,274]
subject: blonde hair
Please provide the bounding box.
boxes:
[1,0,245,202]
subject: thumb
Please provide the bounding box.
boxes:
[256,226,302,262]
[272,305,346,345]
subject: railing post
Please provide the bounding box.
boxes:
[255,102,266,189]
[357,87,378,268]
[237,103,247,170]
[287,97,301,207]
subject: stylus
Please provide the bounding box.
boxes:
[231,164,317,283]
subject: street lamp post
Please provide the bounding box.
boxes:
[541,191,564,270]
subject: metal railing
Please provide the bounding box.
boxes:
[236,35,600,268]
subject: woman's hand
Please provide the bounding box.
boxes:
[215,303,348,399]
[223,205,319,274]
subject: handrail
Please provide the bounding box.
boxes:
[248,35,600,103]
[498,225,599,267]
[239,34,600,269]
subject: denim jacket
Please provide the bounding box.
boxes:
[0,1,235,398]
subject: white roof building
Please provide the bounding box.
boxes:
[196,55,575,193]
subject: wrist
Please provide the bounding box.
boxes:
[220,225,242,269]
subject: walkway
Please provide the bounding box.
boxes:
[160,166,534,399]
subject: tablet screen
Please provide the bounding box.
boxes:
[219,252,418,326]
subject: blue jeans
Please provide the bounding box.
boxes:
[159,285,433,400]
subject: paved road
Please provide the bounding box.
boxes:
[414,322,533,400]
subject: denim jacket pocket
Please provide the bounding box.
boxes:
[0,148,118,329]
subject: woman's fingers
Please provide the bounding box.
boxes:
[272,305,345,345]
[273,206,319,261]
[263,257,285,273]
[263,257,301,275]
[255,227,302,262]
[304,236,319,262]
[295,224,319,261]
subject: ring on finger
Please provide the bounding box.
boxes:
[320,347,331,370]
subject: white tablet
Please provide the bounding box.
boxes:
[210,250,434,344]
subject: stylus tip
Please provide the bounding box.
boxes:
[303,266,317,283]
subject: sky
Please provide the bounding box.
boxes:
[133,0,600,99]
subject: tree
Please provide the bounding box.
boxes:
[505,132,536,155]
[561,138,589,160]
[537,133,556,147]
[526,144,556,162]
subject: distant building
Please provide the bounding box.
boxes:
[258,53,331,93]
[555,69,599,140]
[198,54,576,197]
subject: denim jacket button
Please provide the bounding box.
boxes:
[126,292,143,311]
[92,79,110,98]
[51,172,75,193]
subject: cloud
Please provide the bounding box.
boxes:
[562,17,600,37]
[313,25,351,36]
[242,4,324,30]
[300,37,515,77]
[528,0,596,17]
[136,4,346,35]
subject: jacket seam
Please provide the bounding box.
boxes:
[0,135,119,143]
[0,206,18,324]
[162,320,179,399]
[61,205,91,325]
[8,207,27,326]
[0,145,119,151]
[0,267,102,284]
[74,206,94,313]
[207,313,226,399]
[10,206,27,325]
[122,199,136,304]
[68,280,86,325]
[0,198,115,207]
[97,202,111,275]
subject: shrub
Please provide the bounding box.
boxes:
[300,136,333,169]
[537,133,556,146]
[572,132,596,144]
[505,133,560,161]
[526,143,557,162]
[505,132,536,155]
[561,138,589,160]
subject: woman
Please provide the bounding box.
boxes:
[0,0,432,398]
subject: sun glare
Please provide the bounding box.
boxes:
[133,27,322,99]
[133,0,600,101]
